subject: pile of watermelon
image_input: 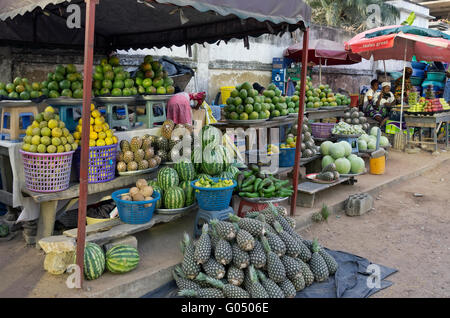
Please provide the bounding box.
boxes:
[82,242,140,280]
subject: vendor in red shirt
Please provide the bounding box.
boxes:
[166,92,205,124]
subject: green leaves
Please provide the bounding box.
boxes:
[401,12,416,26]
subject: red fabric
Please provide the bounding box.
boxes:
[166,93,192,125]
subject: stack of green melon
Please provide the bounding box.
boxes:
[42,64,84,99]
[294,76,350,108]
[320,140,365,175]
[21,106,78,154]
[134,55,175,95]
[92,56,137,97]
[357,127,390,151]
[223,82,269,120]
[0,77,44,100]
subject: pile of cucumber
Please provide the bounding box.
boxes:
[237,164,294,199]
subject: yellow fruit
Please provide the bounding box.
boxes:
[89,139,96,147]
[98,132,106,140]
[90,131,98,140]
[105,137,113,145]
[94,117,104,125]
[94,124,103,133]
[44,106,55,113]
[112,136,118,144]
[51,127,62,138]
[90,117,94,125]
[102,123,110,131]
[90,104,95,111]
[31,121,40,129]
[105,130,113,138]
[76,125,82,133]
[78,118,82,125]
[73,131,81,140]
[48,119,58,129]
[96,139,106,147]
[91,110,101,118]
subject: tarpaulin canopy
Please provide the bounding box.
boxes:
[0,0,311,51]
[284,39,362,66]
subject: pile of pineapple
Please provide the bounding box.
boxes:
[175,204,337,298]
[116,135,161,172]
[73,104,118,147]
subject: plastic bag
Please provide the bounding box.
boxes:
[201,101,217,125]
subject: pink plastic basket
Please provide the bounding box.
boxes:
[20,150,74,193]
[310,123,335,139]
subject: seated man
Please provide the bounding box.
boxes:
[363,79,379,114]
[367,82,395,126]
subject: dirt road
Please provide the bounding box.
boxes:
[300,163,450,297]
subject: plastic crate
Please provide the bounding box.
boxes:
[310,122,335,139]
[112,189,160,224]
[191,178,237,211]
[279,147,295,167]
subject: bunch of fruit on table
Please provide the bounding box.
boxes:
[289,122,320,158]
[22,106,78,153]
[408,96,426,112]
[119,179,156,207]
[421,98,450,113]
[223,82,270,120]
[148,164,198,209]
[194,176,234,188]
[0,77,45,100]
[73,104,118,147]
[92,56,137,97]
[267,144,279,155]
[160,119,194,163]
[81,242,140,280]
[42,64,83,98]
[296,77,350,108]
[262,83,299,118]
[342,107,370,131]
[175,205,338,298]
[134,55,175,95]
[320,140,365,175]
[117,135,161,173]
[332,121,365,136]
[357,127,390,151]
[408,90,419,107]
[237,165,294,199]
[315,163,341,181]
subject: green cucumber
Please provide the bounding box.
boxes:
[242,175,256,187]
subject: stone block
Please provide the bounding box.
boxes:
[104,235,138,252]
[38,235,76,253]
[345,193,374,217]
[44,251,75,275]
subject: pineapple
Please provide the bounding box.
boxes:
[227,266,245,286]
[194,224,211,265]
[134,149,145,162]
[261,236,286,283]
[296,239,312,263]
[297,258,314,287]
[142,137,152,150]
[117,151,124,162]
[235,227,255,251]
[210,219,236,241]
[280,255,302,280]
[273,221,302,258]
[214,238,233,265]
[202,258,225,279]
[290,273,306,292]
[231,242,250,269]
[137,159,149,170]
[180,233,201,279]
[246,265,269,298]
[196,273,249,298]
[178,288,224,298]
[277,279,296,298]
[120,140,131,152]
[266,231,286,257]
[172,265,201,291]
[245,211,260,219]
[302,239,313,250]
[161,119,175,139]
[284,216,296,229]
[130,136,143,152]
[309,239,329,282]
[256,270,285,298]
[248,239,266,269]
[229,213,265,237]
[123,150,134,164]
[318,246,338,275]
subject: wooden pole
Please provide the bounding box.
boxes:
[290,28,309,217]
[76,0,98,288]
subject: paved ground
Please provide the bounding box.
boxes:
[0,148,449,297]
[300,162,450,297]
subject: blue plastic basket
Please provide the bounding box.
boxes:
[191,178,237,211]
[112,189,160,224]
[279,147,296,167]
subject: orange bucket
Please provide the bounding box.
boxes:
[370,156,385,175]
[350,94,359,108]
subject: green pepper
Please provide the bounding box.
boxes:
[242,175,256,188]
[253,178,262,192]
[263,185,276,193]
[241,184,254,192]
[275,180,290,190]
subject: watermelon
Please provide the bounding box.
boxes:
[106,244,140,274]
[164,186,185,209]
[179,180,195,206]
[174,161,196,181]
[157,167,179,190]
[196,173,211,180]
[147,179,158,188]
[83,242,105,280]
[226,165,240,179]
[201,145,223,176]
[201,125,222,148]
[152,184,163,208]
[191,148,203,173]
[217,171,234,180]
[216,145,233,171]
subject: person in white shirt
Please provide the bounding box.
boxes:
[363,79,379,113]
[368,82,395,126]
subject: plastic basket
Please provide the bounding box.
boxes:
[20,150,74,193]
[220,86,235,104]
[279,147,295,167]
[310,122,335,139]
[191,178,237,211]
[112,189,160,224]
[74,143,117,183]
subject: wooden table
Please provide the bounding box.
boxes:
[304,107,349,121]
[405,113,450,152]
[296,177,349,208]
[22,171,158,247]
